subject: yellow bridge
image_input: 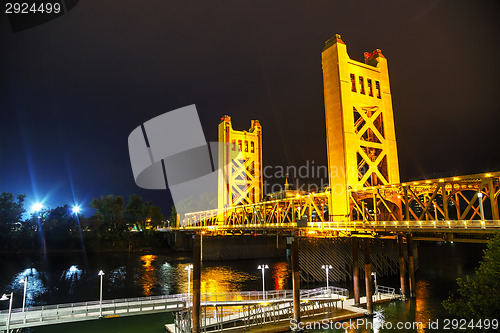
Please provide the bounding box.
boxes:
[183,171,499,243]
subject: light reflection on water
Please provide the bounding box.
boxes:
[60,265,83,296]
[200,266,256,295]
[137,255,157,296]
[108,266,127,290]
[272,261,289,290]
[11,268,47,307]
[0,242,484,333]
[158,262,174,295]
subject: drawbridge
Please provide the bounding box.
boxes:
[179,35,499,243]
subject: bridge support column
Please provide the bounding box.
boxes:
[489,179,500,220]
[291,236,301,327]
[398,234,407,299]
[364,238,373,314]
[192,234,201,333]
[352,237,360,306]
[407,233,416,299]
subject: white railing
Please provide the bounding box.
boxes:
[0,287,347,330]
[374,285,396,299]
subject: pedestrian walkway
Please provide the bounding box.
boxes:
[165,286,399,333]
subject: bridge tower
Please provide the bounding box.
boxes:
[218,116,263,220]
[322,34,400,221]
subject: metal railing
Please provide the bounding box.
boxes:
[0,287,348,330]
[180,219,500,232]
[374,285,396,299]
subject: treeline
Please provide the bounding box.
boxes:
[0,192,175,253]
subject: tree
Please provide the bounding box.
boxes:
[443,233,500,320]
[90,195,127,243]
[0,192,26,247]
[0,192,26,233]
[124,194,148,231]
[124,194,164,232]
[147,204,164,229]
[170,205,178,228]
[43,205,80,248]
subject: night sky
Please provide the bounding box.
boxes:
[1,0,499,216]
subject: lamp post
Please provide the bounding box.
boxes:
[1,293,13,332]
[98,270,104,318]
[478,192,485,223]
[321,265,333,290]
[185,264,193,307]
[20,277,27,313]
[371,272,378,296]
[257,264,269,300]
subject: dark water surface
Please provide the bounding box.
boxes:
[0,241,487,332]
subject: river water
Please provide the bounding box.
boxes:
[0,241,486,332]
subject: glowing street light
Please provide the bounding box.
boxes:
[98,270,105,318]
[321,265,333,289]
[185,264,193,307]
[1,292,13,332]
[257,264,269,300]
[20,277,27,313]
[72,205,81,214]
[31,203,43,213]
[477,192,485,223]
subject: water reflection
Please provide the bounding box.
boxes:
[158,262,174,295]
[415,279,432,332]
[108,266,127,290]
[173,264,256,296]
[12,268,47,307]
[137,255,157,296]
[272,262,289,290]
[60,265,82,295]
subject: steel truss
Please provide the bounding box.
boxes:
[183,172,499,230]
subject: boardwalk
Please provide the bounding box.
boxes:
[166,286,399,333]
[0,287,350,331]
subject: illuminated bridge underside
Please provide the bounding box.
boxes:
[183,172,500,242]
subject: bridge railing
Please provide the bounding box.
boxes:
[300,286,348,299]
[200,289,292,303]
[180,219,500,231]
[307,220,500,230]
[1,293,187,315]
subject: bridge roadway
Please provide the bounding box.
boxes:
[0,287,350,331]
[180,219,500,243]
[181,171,500,242]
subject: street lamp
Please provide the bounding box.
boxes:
[1,292,13,332]
[371,272,378,295]
[185,264,193,307]
[321,265,333,289]
[477,192,485,223]
[31,202,43,213]
[98,270,104,318]
[72,205,81,214]
[19,277,27,313]
[257,264,269,300]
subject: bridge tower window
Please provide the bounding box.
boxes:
[359,76,365,95]
[368,79,373,97]
[350,74,356,92]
